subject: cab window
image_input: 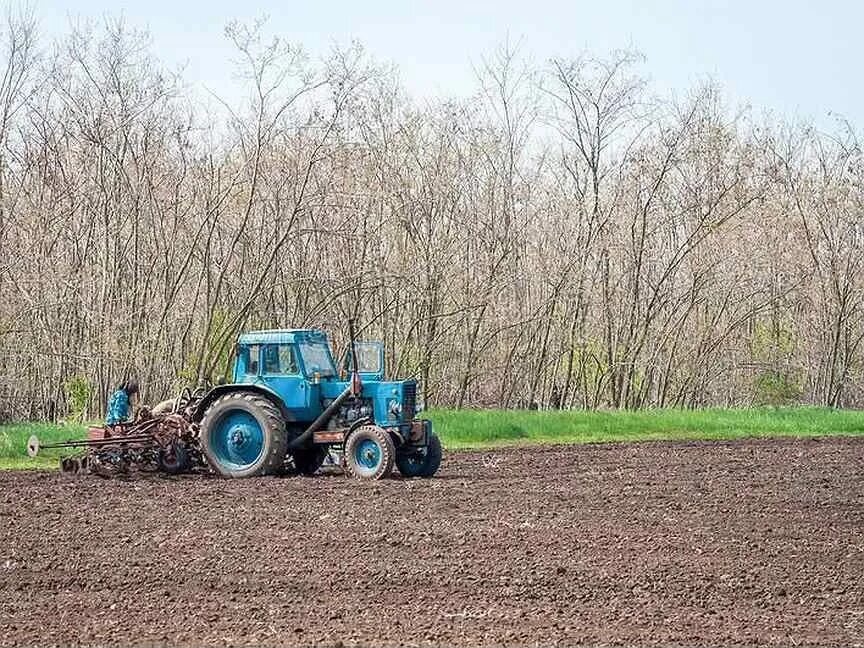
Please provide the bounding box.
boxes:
[245,344,260,375]
[261,344,299,375]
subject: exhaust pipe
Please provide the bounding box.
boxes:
[288,321,364,450]
[287,384,354,449]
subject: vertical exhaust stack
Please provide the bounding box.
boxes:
[348,318,362,396]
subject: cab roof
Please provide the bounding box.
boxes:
[237,329,329,345]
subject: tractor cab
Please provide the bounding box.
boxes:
[193,328,440,480]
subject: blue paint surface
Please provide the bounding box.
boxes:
[204,329,432,458]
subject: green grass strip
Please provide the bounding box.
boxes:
[0,421,88,469]
[1,407,863,469]
[427,406,864,449]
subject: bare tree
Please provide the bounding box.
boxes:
[0,17,861,419]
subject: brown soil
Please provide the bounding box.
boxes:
[1,437,863,647]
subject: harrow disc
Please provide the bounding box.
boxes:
[26,435,40,458]
[60,456,83,474]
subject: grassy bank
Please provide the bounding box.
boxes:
[0,421,87,470]
[1,407,863,469]
[426,406,864,449]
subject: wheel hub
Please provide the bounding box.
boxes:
[210,411,265,470]
[231,428,247,447]
[355,439,381,469]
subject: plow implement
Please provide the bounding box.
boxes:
[27,413,203,477]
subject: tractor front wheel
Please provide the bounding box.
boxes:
[200,392,287,478]
[396,432,442,478]
[345,425,395,480]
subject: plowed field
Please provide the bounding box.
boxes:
[2,438,863,647]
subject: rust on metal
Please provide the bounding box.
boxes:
[31,409,203,477]
[313,429,346,444]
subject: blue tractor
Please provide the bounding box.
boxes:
[191,328,441,480]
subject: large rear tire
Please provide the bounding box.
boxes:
[396,432,442,478]
[200,391,287,478]
[345,425,395,480]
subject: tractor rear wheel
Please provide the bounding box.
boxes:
[345,425,395,480]
[200,391,287,478]
[396,432,442,478]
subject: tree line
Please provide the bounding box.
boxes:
[0,12,861,420]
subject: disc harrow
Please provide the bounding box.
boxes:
[27,413,204,477]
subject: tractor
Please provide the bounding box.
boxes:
[189,328,441,479]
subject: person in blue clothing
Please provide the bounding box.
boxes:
[105,380,139,426]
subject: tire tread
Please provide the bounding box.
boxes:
[345,425,395,480]
[200,390,287,478]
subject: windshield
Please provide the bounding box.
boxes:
[298,341,336,377]
[346,342,383,374]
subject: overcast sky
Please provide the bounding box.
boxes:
[35,0,864,125]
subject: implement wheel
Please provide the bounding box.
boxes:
[345,425,395,480]
[157,441,192,475]
[200,391,287,478]
[396,432,442,478]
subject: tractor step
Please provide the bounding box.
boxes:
[313,429,346,444]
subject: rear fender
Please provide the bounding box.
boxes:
[192,384,293,423]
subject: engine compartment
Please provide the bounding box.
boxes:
[326,396,374,429]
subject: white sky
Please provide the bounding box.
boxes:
[35,0,864,126]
